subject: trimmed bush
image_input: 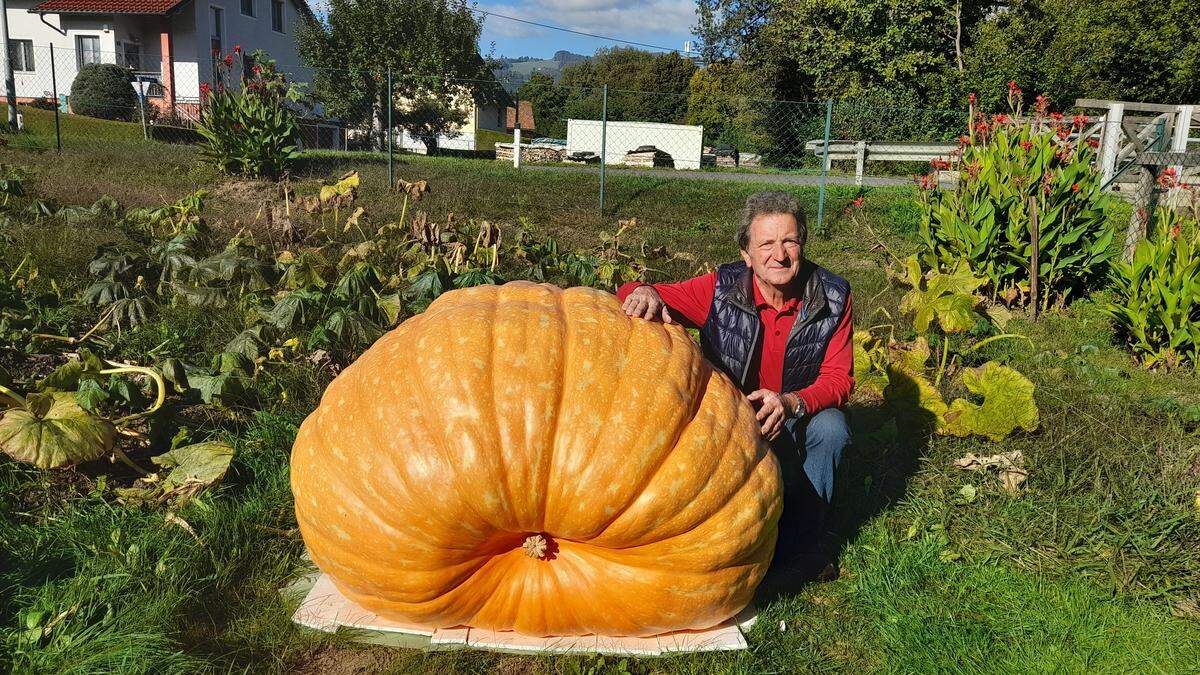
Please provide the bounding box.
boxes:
[70,64,138,122]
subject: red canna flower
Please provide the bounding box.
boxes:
[915,173,938,191]
[1086,138,1099,149]
[252,64,262,75]
[1035,94,1050,115]
[199,82,211,101]
[1008,81,1018,92]
[1171,224,1182,240]
[958,135,971,145]
[851,196,865,208]
[233,44,241,54]
[224,54,233,67]
[1072,183,1081,193]
[1158,167,1180,189]
[1020,140,1033,151]
[994,114,1010,124]
[968,92,977,105]
[1072,114,1089,128]
[1050,112,1064,122]
[930,158,951,171]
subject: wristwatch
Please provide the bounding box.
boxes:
[783,392,806,419]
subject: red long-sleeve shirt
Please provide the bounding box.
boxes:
[617,271,854,414]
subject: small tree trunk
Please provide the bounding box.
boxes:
[954,0,964,72]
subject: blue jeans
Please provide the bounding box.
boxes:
[770,408,850,556]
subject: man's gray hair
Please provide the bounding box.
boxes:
[737,191,808,251]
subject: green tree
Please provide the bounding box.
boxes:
[516,72,568,137]
[298,0,495,153]
[685,61,770,149]
[757,0,988,107]
[557,48,697,125]
[965,0,1200,109]
[694,0,773,64]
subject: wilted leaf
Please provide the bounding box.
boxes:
[152,441,234,492]
[157,358,188,394]
[887,337,931,374]
[953,450,1028,493]
[943,362,1039,441]
[224,327,266,360]
[0,393,115,468]
[985,304,1014,330]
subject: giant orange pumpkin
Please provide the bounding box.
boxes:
[291,281,782,637]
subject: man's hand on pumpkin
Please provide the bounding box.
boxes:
[747,389,788,440]
[621,285,674,324]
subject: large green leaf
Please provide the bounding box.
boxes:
[896,256,984,334]
[152,441,234,492]
[942,362,1039,441]
[0,393,115,468]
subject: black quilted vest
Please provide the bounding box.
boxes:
[700,261,850,394]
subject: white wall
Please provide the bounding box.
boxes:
[396,129,474,153]
[2,0,307,103]
[4,2,121,99]
[567,119,704,170]
[199,0,310,94]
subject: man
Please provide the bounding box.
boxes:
[617,190,853,581]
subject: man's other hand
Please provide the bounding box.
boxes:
[621,285,674,324]
[747,389,787,440]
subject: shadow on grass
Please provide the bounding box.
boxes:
[757,399,933,602]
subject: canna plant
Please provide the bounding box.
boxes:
[917,86,1114,311]
[197,49,302,179]
[1106,187,1200,369]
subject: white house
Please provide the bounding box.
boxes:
[5,0,315,118]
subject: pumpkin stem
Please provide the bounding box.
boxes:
[522,534,549,560]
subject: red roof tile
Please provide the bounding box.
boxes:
[29,0,187,14]
[30,0,316,18]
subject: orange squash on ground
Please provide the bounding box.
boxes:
[291,281,782,637]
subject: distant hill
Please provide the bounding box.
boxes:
[493,51,589,83]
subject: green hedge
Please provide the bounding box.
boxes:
[70,64,138,122]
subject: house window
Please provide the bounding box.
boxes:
[118,41,141,71]
[241,0,254,17]
[76,35,101,68]
[271,0,284,32]
[210,6,224,56]
[8,39,33,72]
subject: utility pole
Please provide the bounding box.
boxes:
[0,0,18,129]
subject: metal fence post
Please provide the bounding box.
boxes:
[137,87,149,140]
[599,84,608,214]
[49,44,61,152]
[386,67,393,188]
[816,99,833,233]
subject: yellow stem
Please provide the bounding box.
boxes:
[0,382,27,407]
[100,362,166,425]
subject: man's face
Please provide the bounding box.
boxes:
[740,212,804,288]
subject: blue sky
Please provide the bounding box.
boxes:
[476,0,698,59]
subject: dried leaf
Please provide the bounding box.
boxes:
[953,450,1028,493]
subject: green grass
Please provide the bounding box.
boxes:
[1,128,1199,673]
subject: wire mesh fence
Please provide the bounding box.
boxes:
[3,43,1194,230]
